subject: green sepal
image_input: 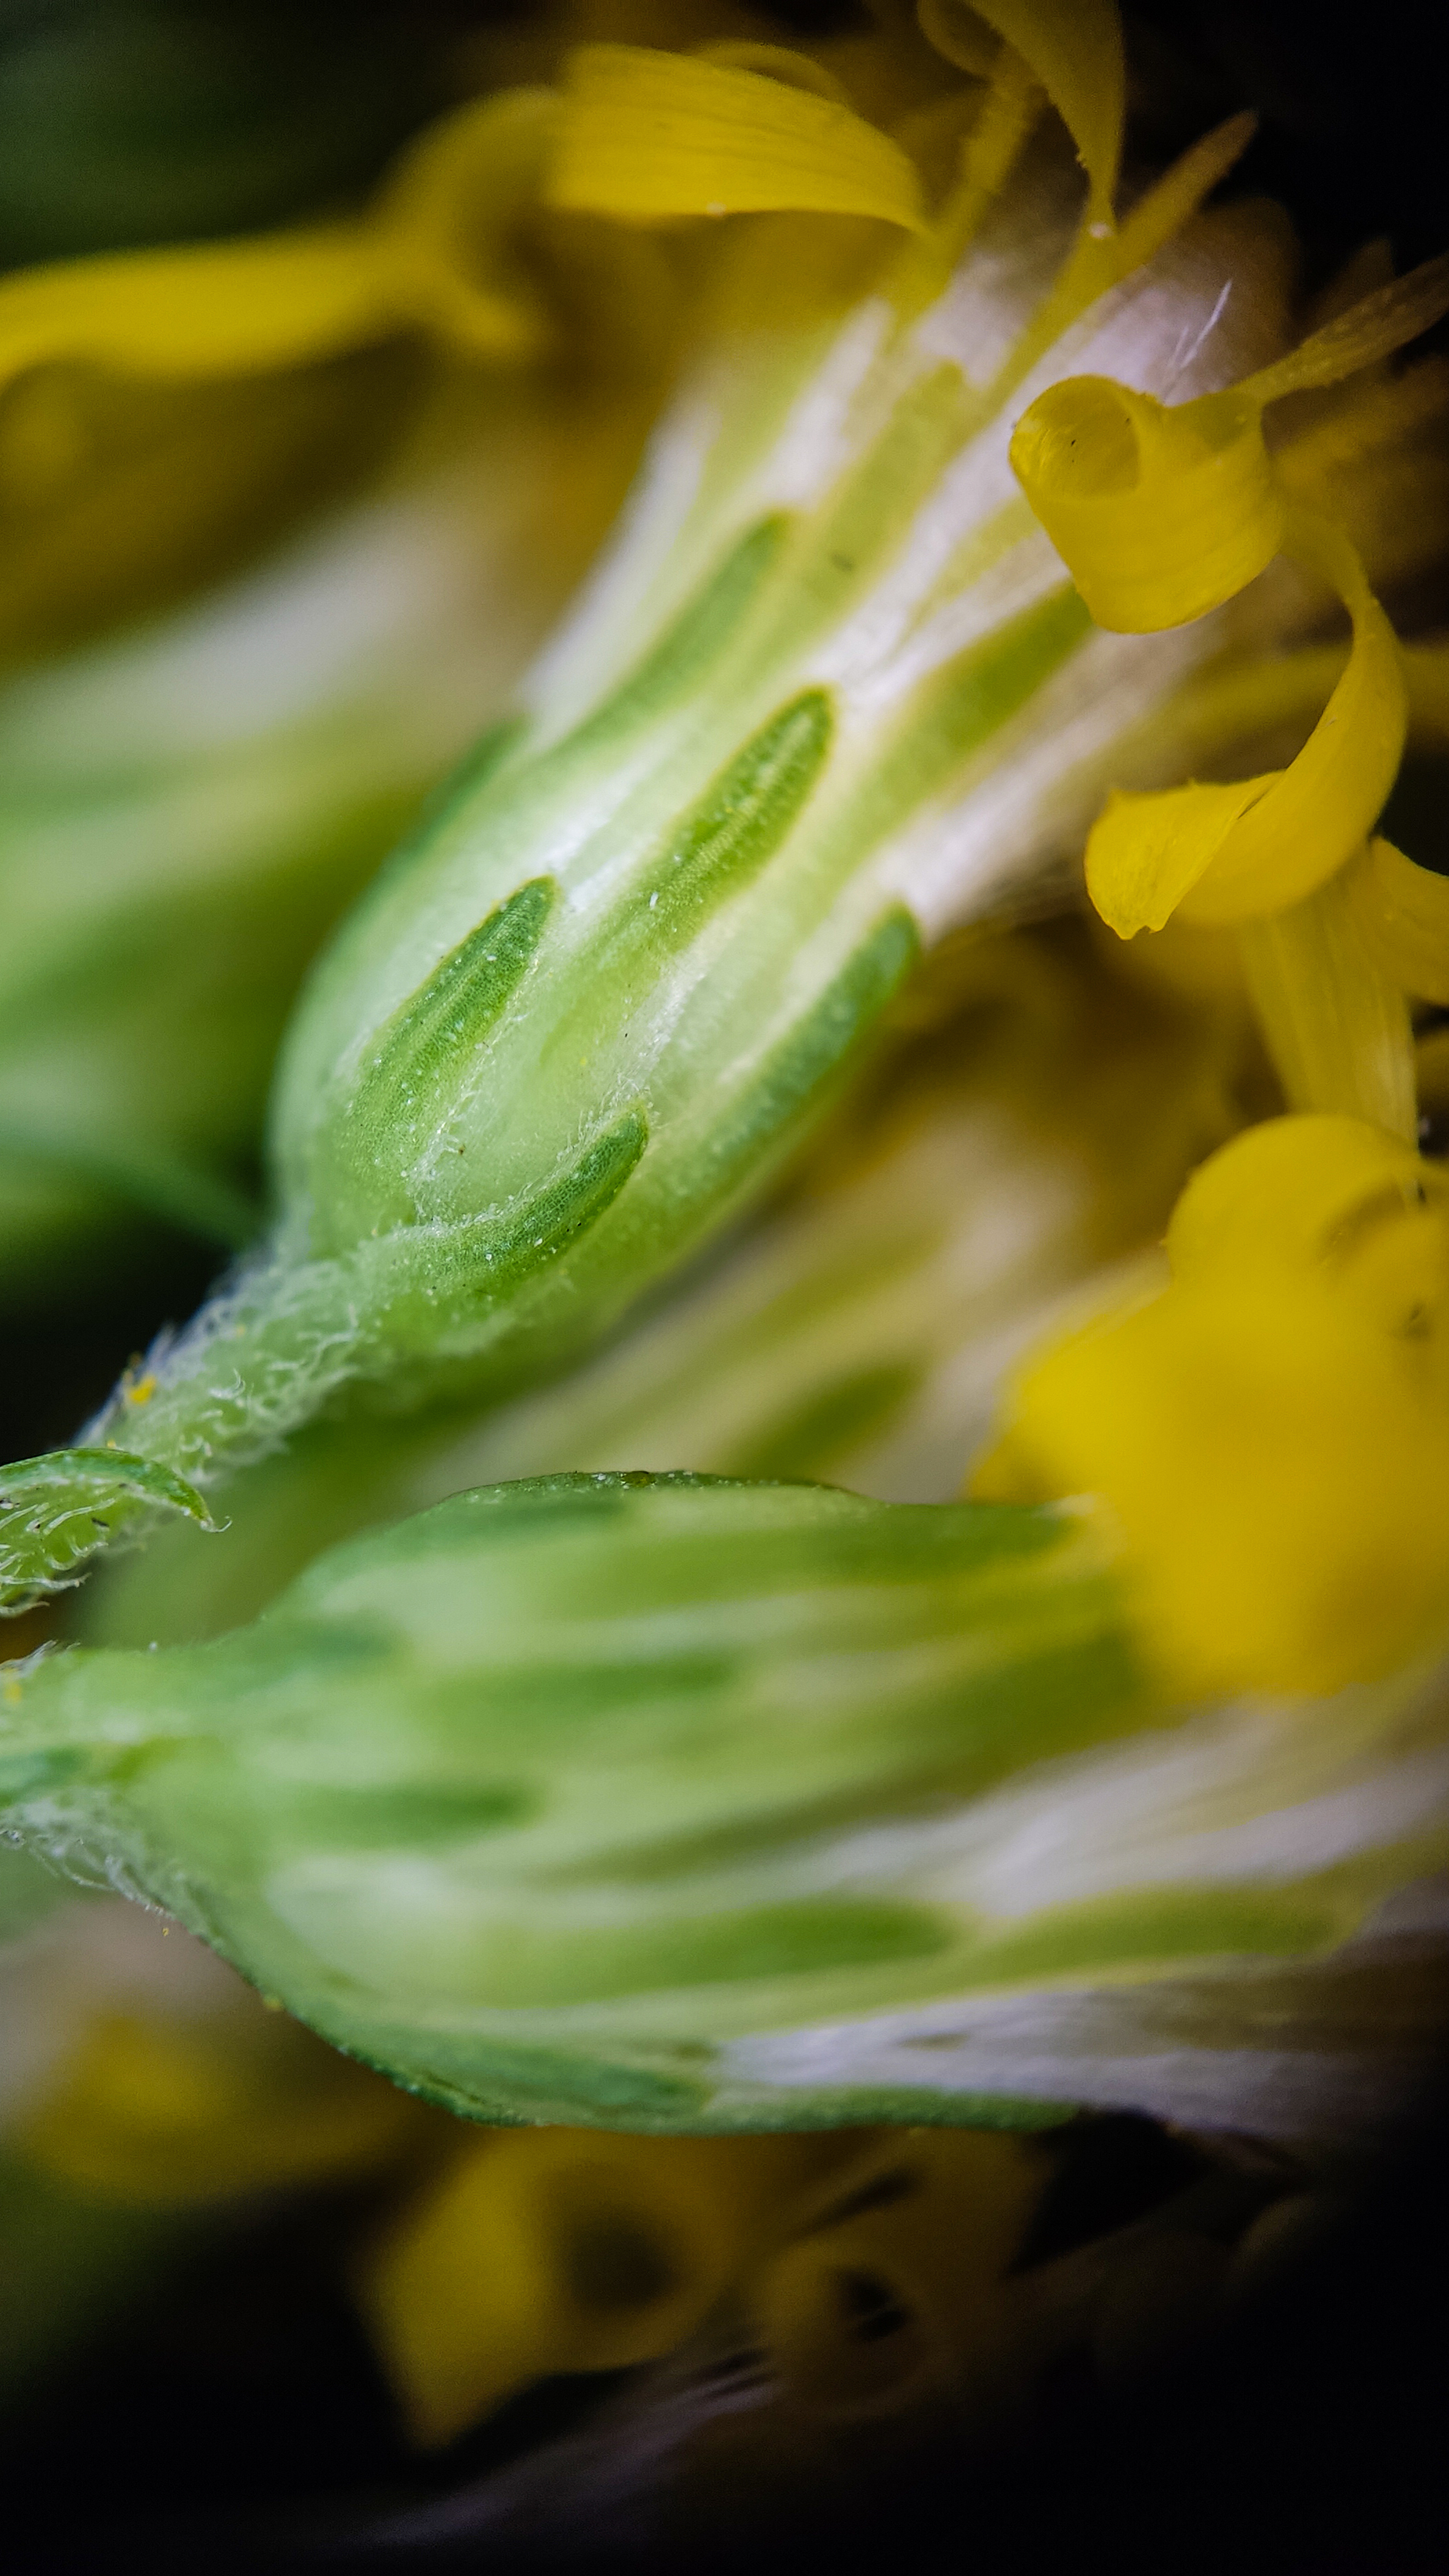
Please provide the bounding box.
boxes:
[0,1447,215,1614]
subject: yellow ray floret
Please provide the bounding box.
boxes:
[1010,252,1449,942]
[0,88,557,400]
[1343,833,1449,1005]
[974,1116,1449,1699]
[357,2126,849,2447]
[545,45,928,229]
[1085,512,1406,933]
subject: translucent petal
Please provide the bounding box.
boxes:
[1083,515,1406,935]
[545,45,927,230]
[1343,833,1449,1006]
[965,0,1123,242]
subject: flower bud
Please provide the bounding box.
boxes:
[6,1470,1446,2144]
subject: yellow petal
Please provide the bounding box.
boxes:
[16,2011,418,2207]
[369,86,560,360]
[965,0,1123,248]
[0,88,553,406]
[0,227,387,391]
[976,1114,1449,1696]
[916,1,1003,81]
[545,44,928,230]
[1082,514,1406,936]
[1163,1112,1437,1283]
[1343,833,1449,1006]
[1241,246,1449,408]
[976,1271,1449,1698]
[1237,867,1416,1142]
[694,42,850,105]
[357,2128,842,2447]
[1107,111,1258,282]
[1010,377,1285,633]
[1176,515,1407,926]
[1085,775,1272,936]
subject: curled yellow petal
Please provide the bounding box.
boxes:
[974,1115,1449,1698]
[1010,377,1285,634]
[545,44,928,231]
[1012,249,1449,646]
[1342,833,1449,1005]
[916,0,1002,81]
[1083,514,1406,935]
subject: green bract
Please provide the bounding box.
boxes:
[6,1473,1448,2141]
[4,1474,1131,2126]
[0,176,1271,1611]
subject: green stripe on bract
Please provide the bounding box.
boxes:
[692,907,920,1209]
[316,875,555,1248]
[625,691,832,945]
[568,514,790,751]
[381,1110,650,1341]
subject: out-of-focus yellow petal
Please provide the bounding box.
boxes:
[694,42,850,104]
[1240,248,1449,408]
[976,1272,1449,1697]
[1083,514,1406,935]
[357,2127,846,2447]
[976,1116,1449,1698]
[916,0,1001,81]
[754,2128,1046,2418]
[545,45,928,230]
[1164,1111,1439,1281]
[965,0,1123,261]
[15,2011,420,2207]
[0,227,386,389]
[0,86,554,406]
[1343,834,1449,1005]
[368,86,560,360]
[1237,866,1417,1142]
[1107,111,1258,282]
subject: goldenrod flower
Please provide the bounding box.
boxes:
[7,0,1439,1609]
[3,0,1449,2338]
